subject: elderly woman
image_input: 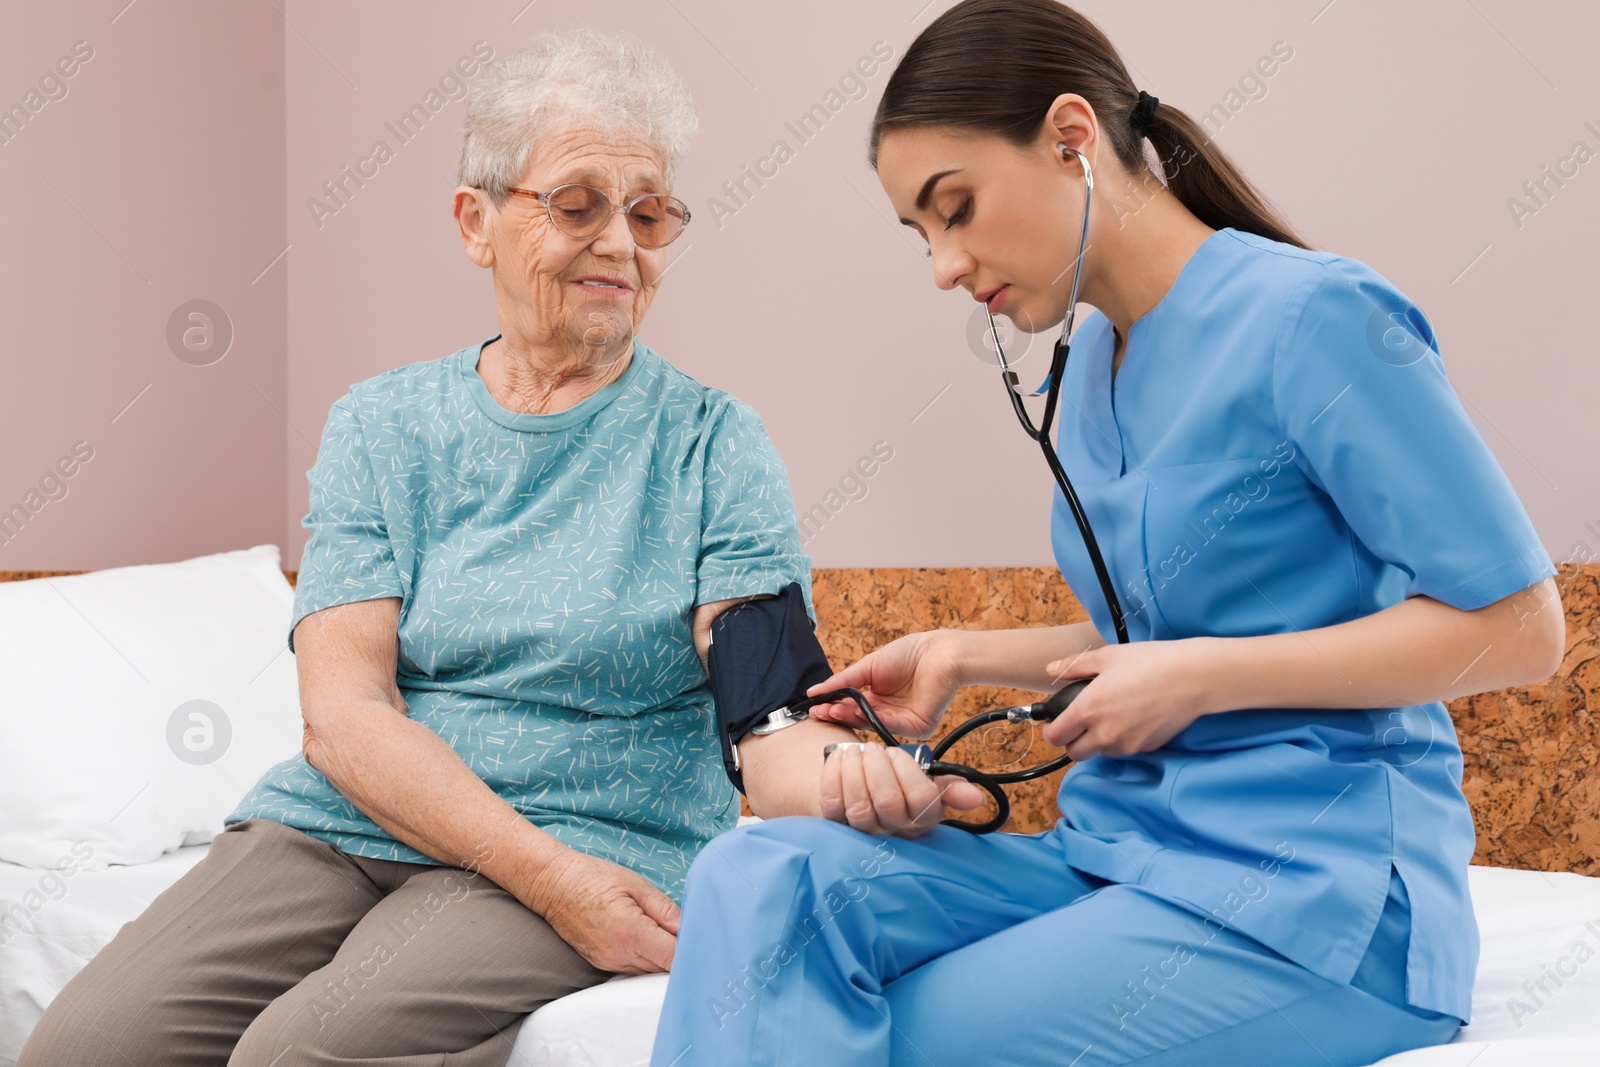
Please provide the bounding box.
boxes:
[20,28,938,1067]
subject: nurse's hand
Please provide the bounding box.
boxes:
[804,630,962,739]
[1040,638,1214,758]
[819,742,987,838]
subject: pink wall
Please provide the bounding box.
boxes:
[1,0,286,569]
[4,1,1596,571]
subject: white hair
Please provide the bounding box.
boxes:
[457,28,699,206]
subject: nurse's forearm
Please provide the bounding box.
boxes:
[948,621,1108,693]
[1204,578,1565,713]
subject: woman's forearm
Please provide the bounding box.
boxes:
[737,717,862,819]
[1204,577,1565,714]
[303,702,574,909]
[947,620,1107,692]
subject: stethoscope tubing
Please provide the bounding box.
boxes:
[985,143,1130,647]
[803,146,1133,832]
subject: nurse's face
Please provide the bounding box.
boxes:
[878,122,1106,333]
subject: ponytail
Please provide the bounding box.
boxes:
[868,0,1310,250]
[1136,97,1308,248]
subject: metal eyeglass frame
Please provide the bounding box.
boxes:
[503,183,692,248]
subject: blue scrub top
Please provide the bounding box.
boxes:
[1046,227,1554,1022]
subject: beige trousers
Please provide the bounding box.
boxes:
[17,817,614,1066]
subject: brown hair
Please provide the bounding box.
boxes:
[868,0,1310,250]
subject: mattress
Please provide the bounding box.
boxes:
[2,852,1597,1066]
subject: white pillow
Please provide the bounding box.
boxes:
[0,544,303,868]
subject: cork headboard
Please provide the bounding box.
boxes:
[5,564,1594,875]
[809,566,1600,878]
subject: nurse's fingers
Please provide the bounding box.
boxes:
[818,745,870,830]
[886,747,947,834]
[930,774,988,813]
[1044,646,1102,684]
[804,685,869,727]
[885,751,990,835]
[819,745,847,823]
[838,746,887,835]
[807,651,879,703]
[1060,721,1104,762]
[1042,701,1092,748]
[862,744,914,833]
[806,699,868,728]
[806,652,883,726]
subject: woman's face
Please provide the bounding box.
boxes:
[483,127,672,359]
[877,122,1099,334]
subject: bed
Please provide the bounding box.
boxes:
[3,841,1598,1066]
[2,550,1597,1065]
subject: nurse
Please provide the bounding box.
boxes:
[650,1,1565,1064]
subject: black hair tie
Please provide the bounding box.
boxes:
[1130,89,1160,132]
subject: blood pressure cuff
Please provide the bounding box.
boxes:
[707,581,833,794]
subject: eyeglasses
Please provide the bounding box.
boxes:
[504,183,691,248]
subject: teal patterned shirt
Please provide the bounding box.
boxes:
[227,334,812,901]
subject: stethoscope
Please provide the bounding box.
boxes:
[988,143,1130,648]
[806,144,1130,833]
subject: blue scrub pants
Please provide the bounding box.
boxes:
[649,817,1463,1066]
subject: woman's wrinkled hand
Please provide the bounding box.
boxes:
[819,743,987,838]
[1040,637,1216,759]
[804,630,964,740]
[522,848,681,975]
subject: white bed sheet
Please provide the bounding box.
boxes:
[0,844,210,1066]
[513,864,1600,1066]
[2,851,1596,1067]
